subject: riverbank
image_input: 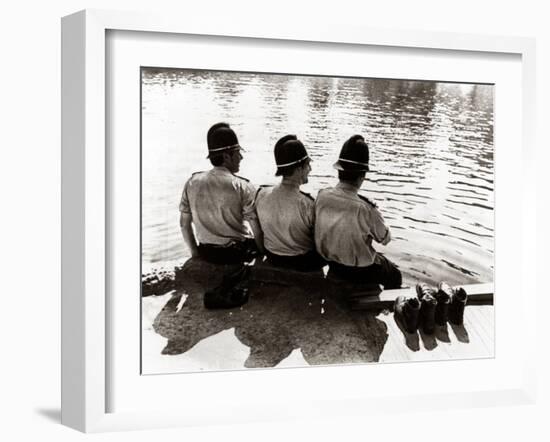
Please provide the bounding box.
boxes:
[141,257,494,374]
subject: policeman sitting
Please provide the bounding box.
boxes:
[314,135,402,289]
[255,135,325,272]
[179,122,265,265]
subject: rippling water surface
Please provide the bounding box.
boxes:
[141,68,494,286]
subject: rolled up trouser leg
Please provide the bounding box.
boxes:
[373,253,402,289]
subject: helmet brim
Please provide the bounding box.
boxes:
[332,160,369,172]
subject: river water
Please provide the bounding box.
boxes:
[141,68,494,287]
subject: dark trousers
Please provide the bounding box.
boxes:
[198,238,258,265]
[328,254,402,289]
[265,249,326,272]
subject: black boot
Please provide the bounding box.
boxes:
[435,282,452,325]
[394,295,420,333]
[416,283,437,334]
[203,265,251,310]
[449,287,468,325]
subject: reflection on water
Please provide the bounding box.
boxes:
[141,68,494,286]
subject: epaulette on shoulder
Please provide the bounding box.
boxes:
[358,194,378,208]
[232,174,250,182]
[299,190,314,201]
[188,171,205,183]
[255,185,273,199]
[254,187,262,200]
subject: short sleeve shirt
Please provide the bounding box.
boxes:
[179,166,258,246]
[314,182,391,267]
[255,183,315,256]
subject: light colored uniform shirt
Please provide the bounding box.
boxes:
[255,183,315,256]
[179,166,258,246]
[314,182,391,267]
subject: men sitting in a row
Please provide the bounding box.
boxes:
[179,122,402,290]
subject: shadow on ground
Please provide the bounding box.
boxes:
[151,257,389,368]
[35,408,61,423]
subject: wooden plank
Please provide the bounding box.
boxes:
[377,305,495,362]
[464,306,494,352]
[249,263,325,287]
[147,258,493,314]
[382,314,412,361]
[249,261,382,295]
[462,311,489,353]
[349,282,494,311]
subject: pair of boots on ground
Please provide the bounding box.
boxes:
[394,282,468,334]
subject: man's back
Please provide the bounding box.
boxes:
[255,183,315,256]
[314,182,391,267]
[180,166,257,246]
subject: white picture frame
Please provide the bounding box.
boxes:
[61,9,537,433]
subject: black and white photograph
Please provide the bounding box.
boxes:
[3,0,547,438]
[140,67,494,374]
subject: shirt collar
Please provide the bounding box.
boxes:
[212,166,232,175]
[336,181,360,194]
[280,176,302,189]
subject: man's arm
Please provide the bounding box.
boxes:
[179,212,199,257]
[360,204,392,246]
[242,182,265,254]
[248,218,266,254]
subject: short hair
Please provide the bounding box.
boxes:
[209,153,225,167]
[209,148,239,167]
[338,169,366,183]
